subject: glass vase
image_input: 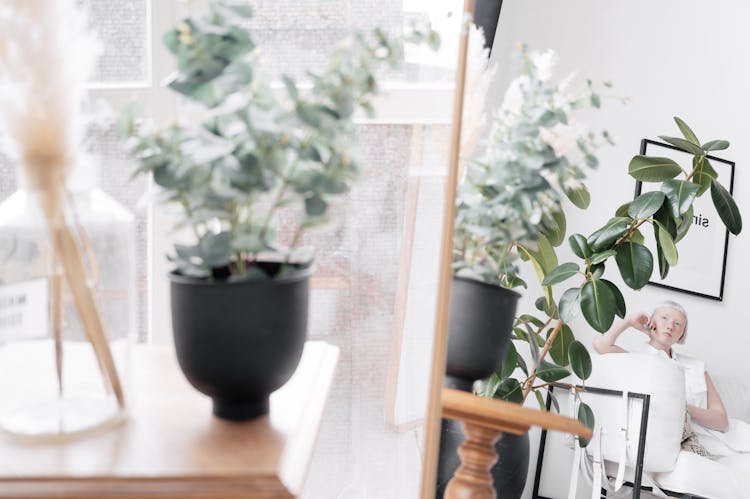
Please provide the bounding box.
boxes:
[0,165,135,441]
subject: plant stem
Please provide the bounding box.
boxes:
[615,218,649,245]
[685,153,704,182]
[284,224,305,264]
[522,318,563,401]
[259,161,298,241]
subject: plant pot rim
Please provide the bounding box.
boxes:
[452,274,523,299]
[168,261,313,286]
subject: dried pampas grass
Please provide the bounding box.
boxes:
[0,0,98,189]
[0,0,124,409]
[459,25,497,182]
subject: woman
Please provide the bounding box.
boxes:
[592,301,750,496]
[592,300,729,435]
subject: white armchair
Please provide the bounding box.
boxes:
[533,353,750,499]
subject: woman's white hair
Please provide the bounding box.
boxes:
[652,300,688,344]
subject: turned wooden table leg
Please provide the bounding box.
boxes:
[444,422,503,499]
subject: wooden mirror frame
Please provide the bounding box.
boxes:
[419,1,476,496]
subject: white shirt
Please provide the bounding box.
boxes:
[640,342,708,409]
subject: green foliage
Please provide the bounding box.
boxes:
[121,0,438,280]
[628,156,682,182]
[560,117,741,334]
[482,120,740,418]
[453,45,611,287]
[577,402,595,447]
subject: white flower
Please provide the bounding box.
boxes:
[539,122,586,159]
[501,77,524,115]
[530,49,557,82]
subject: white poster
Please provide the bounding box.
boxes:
[637,139,734,300]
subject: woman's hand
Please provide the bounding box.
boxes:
[627,312,653,337]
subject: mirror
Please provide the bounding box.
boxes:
[413,0,750,497]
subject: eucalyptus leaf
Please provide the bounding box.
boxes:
[615,242,653,290]
[568,340,592,380]
[197,231,233,268]
[628,156,682,182]
[580,278,616,333]
[710,179,742,235]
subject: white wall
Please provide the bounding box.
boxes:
[488,1,750,497]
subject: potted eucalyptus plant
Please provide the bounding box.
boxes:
[121,0,438,420]
[437,46,613,497]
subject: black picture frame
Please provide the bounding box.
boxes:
[634,139,735,301]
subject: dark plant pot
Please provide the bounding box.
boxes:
[168,263,311,421]
[446,276,521,382]
[436,419,529,499]
[437,276,523,497]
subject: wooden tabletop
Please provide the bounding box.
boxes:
[0,341,339,499]
[441,388,592,439]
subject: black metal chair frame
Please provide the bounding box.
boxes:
[532,384,708,499]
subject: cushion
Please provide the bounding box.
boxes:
[584,353,686,472]
[713,374,750,422]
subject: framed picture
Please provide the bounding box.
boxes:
[635,139,735,301]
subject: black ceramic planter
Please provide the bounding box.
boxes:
[437,276,524,498]
[446,276,521,383]
[169,263,311,421]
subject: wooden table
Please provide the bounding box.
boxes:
[0,341,339,499]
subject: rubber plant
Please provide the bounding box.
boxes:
[482,116,742,443]
[120,0,439,280]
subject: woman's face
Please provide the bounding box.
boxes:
[650,307,687,347]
